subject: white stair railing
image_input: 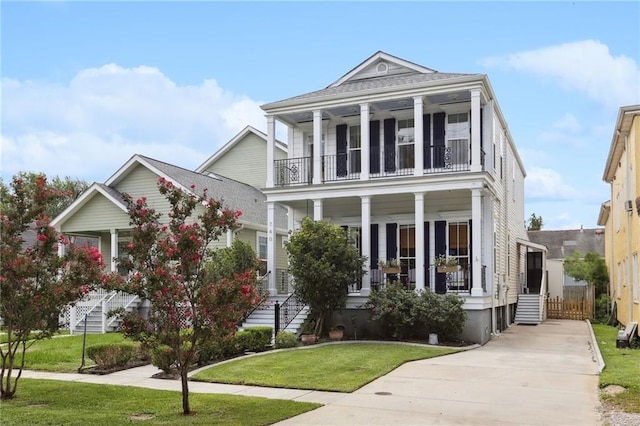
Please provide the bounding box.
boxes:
[104,292,140,331]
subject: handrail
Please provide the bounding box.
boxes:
[244,272,271,320]
[71,289,110,330]
[538,271,547,322]
[277,293,306,332]
[104,292,140,330]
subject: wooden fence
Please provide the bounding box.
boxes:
[546,295,594,320]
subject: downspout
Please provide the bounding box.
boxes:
[502,130,509,324]
[624,133,633,325]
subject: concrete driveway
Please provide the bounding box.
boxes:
[277,320,602,425]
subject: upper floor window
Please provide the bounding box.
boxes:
[397,119,415,169]
[349,125,362,174]
[447,113,469,165]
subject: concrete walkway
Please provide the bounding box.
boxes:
[21,319,603,425]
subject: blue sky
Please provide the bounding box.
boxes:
[2,1,639,230]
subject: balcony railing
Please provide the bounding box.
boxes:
[275,157,311,187]
[275,145,480,187]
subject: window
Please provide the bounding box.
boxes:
[349,125,361,174]
[257,232,268,276]
[447,113,469,166]
[448,222,469,291]
[397,119,415,169]
[399,224,416,285]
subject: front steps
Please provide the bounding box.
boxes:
[241,296,309,335]
[514,294,542,325]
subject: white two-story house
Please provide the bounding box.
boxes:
[260,51,543,344]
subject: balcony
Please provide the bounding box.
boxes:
[274,145,485,187]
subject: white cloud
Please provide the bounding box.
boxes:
[483,40,640,108]
[1,64,267,182]
[525,167,579,201]
[537,113,585,147]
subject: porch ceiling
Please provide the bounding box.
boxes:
[284,189,472,220]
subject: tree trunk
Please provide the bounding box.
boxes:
[180,364,190,414]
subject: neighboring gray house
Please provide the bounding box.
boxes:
[528,227,605,298]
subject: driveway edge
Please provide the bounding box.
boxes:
[587,319,605,373]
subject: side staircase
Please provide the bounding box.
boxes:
[514,294,542,325]
[68,291,141,334]
[241,296,309,335]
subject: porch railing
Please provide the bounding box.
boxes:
[274,157,311,186]
[275,145,479,187]
[275,269,292,295]
[274,293,306,334]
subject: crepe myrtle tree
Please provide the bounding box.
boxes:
[286,217,366,336]
[0,174,107,400]
[105,177,263,415]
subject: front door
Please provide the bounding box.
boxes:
[526,252,543,294]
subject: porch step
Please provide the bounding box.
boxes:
[514,294,541,325]
[71,297,142,334]
[241,296,309,336]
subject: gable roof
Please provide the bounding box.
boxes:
[51,182,127,228]
[527,228,605,259]
[262,50,478,111]
[195,125,287,174]
[603,104,640,183]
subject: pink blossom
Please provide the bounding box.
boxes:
[36,234,47,242]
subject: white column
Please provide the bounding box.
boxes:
[414,193,425,291]
[267,202,277,295]
[471,90,481,172]
[360,196,371,296]
[360,103,370,181]
[226,229,234,247]
[413,96,424,176]
[313,199,323,221]
[471,189,483,296]
[110,229,118,273]
[266,115,276,188]
[312,110,322,184]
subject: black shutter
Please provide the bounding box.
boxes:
[435,220,447,294]
[370,224,379,268]
[369,120,380,174]
[480,108,484,166]
[423,114,431,170]
[433,112,445,168]
[468,219,473,290]
[424,221,430,288]
[384,118,396,173]
[337,124,348,177]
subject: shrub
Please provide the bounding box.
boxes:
[196,340,223,365]
[274,331,298,349]
[594,294,612,324]
[236,327,272,352]
[414,291,467,341]
[151,345,175,373]
[364,282,419,339]
[86,342,136,369]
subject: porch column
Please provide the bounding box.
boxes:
[414,192,425,291]
[313,199,323,221]
[226,229,234,247]
[110,229,118,273]
[266,115,276,188]
[471,189,483,296]
[360,196,371,296]
[312,110,322,185]
[360,103,370,181]
[470,89,481,172]
[267,202,277,295]
[413,96,424,176]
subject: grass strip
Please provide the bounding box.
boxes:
[19,333,128,373]
[192,342,459,392]
[592,323,640,413]
[1,378,319,425]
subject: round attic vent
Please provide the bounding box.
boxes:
[376,62,388,75]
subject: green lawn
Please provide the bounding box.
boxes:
[18,333,128,372]
[1,379,320,426]
[592,323,640,413]
[192,342,459,392]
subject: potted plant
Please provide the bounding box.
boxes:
[300,319,317,345]
[328,325,344,341]
[380,258,401,274]
[435,254,459,273]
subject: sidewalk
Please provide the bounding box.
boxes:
[22,319,603,425]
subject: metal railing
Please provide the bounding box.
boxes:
[274,157,311,186]
[274,293,306,334]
